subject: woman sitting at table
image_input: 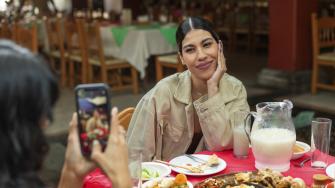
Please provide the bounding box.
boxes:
[126,17,250,162]
[0,40,131,188]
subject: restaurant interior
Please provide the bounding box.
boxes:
[0,0,335,187]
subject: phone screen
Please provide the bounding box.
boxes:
[75,84,110,157]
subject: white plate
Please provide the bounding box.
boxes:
[142,177,193,188]
[142,162,171,181]
[169,154,227,176]
[326,163,335,179]
[291,141,311,160]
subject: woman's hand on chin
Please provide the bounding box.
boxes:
[207,40,227,97]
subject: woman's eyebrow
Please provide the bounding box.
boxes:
[202,38,214,43]
[182,37,214,50]
[182,44,194,50]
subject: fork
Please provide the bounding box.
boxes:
[185,154,207,163]
[293,157,311,167]
[184,154,219,167]
[154,160,204,173]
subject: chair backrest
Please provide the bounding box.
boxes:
[118,107,135,131]
[64,18,80,53]
[44,17,65,58]
[75,19,96,66]
[77,19,107,67]
[14,21,38,53]
[311,13,335,56]
[0,20,12,39]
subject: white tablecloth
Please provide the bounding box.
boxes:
[100,26,177,79]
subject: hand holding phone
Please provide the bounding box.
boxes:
[75,83,111,157]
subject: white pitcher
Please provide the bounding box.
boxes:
[245,100,296,172]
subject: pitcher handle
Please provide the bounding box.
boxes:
[244,111,256,144]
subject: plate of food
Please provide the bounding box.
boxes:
[169,154,226,176]
[291,141,311,160]
[194,169,306,188]
[142,174,193,188]
[326,163,335,179]
[142,162,171,181]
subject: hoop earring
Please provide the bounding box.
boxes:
[178,52,185,65]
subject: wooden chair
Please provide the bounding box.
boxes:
[44,16,67,87]
[14,21,38,53]
[311,13,335,94]
[118,107,135,131]
[76,19,139,94]
[65,19,88,86]
[0,20,12,39]
[155,54,185,82]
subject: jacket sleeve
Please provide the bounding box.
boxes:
[126,97,157,162]
[193,83,249,151]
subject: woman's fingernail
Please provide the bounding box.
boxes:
[112,107,118,114]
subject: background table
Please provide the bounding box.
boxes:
[83,149,335,188]
[100,24,177,79]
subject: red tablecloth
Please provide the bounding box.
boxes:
[83,149,335,188]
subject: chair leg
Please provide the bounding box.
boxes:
[131,67,139,94]
[101,67,108,84]
[156,60,163,82]
[88,65,94,83]
[69,60,74,87]
[81,61,88,83]
[60,58,66,87]
[116,69,123,86]
[311,60,318,95]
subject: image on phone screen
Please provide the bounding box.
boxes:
[76,86,110,156]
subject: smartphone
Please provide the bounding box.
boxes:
[75,83,111,157]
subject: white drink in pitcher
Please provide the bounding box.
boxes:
[251,127,296,172]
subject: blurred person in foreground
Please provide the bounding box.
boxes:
[127,17,250,161]
[0,40,131,188]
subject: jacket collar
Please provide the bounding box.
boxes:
[174,71,192,104]
[174,71,237,105]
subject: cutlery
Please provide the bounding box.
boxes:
[154,160,204,173]
[185,154,207,163]
[184,154,220,167]
[293,157,311,167]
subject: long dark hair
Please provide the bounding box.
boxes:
[176,17,220,54]
[0,40,59,188]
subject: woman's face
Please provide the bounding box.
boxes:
[180,29,218,81]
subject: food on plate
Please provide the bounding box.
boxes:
[195,169,306,188]
[187,166,204,173]
[207,154,220,166]
[293,144,305,153]
[145,174,189,188]
[312,174,332,188]
[291,178,306,188]
[142,168,160,179]
[174,174,188,185]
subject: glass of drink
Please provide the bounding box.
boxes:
[128,148,142,188]
[311,118,332,168]
[233,110,250,158]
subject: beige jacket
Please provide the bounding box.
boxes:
[126,71,249,162]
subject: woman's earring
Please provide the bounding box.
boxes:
[180,58,185,65]
[178,53,185,65]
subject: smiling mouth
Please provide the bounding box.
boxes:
[196,61,212,70]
